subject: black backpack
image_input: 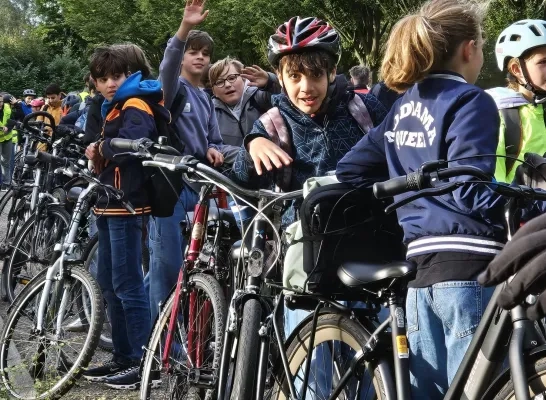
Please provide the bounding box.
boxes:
[149,83,188,154]
[501,107,524,175]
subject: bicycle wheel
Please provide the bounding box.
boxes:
[0,189,25,256]
[140,272,227,400]
[4,206,70,302]
[229,297,262,400]
[268,313,386,400]
[0,264,104,399]
[491,355,546,399]
[74,235,113,352]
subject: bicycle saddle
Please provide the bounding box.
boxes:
[337,260,416,288]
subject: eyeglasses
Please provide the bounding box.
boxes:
[214,74,240,88]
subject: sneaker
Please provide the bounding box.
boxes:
[103,366,140,390]
[82,359,131,382]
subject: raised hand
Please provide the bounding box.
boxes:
[183,0,209,27]
[241,65,270,88]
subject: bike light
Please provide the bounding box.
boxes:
[247,249,264,278]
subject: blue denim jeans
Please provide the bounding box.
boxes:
[406,281,494,399]
[96,216,150,363]
[146,186,198,321]
[284,303,382,399]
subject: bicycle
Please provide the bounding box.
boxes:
[119,148,302,400]
[0,151,132,399]
[267,160,546,400]
[1,120,89,302]
[94,138,237,399]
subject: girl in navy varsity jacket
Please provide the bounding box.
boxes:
[336,0,504,398]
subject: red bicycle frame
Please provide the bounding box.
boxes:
[162,186,227,370]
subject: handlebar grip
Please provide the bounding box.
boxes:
[110,138,140,151]
[35,151,68,167]
[373,171,423,199]
[152,154,185,165]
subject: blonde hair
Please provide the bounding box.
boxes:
[381,0,488,93]
[506,58,521,91]
[209,57,244,86]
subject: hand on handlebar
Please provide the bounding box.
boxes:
[478,213,546,320]
[85,142,100,161]
[248,137,293,176]
[206,148,224,167]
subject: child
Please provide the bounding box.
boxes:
[233,16,387,220]
[41,83,63,125]
[82,45,168,389]
[147,0,230,322]
[488,20,546,183]
[36,83,63,151]
[0,96,12,190]
[209,57,280,147]
[22,89,36,115]
[336,0,504,398]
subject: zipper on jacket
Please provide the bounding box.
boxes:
[114,167,121,190]
[322,115,332,156]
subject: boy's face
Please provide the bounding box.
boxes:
[278,65,336,115]
[182,47,210,78]
[212,64,244,106]
[95,73,128,101]
[24,96,35,105]
[46,93,61,105]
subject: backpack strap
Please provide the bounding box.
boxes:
[169,83,188,123]
[501,107,523,174]
[348,94,374,133]
[259,107,293,191]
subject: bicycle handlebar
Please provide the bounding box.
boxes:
[143,154,303,201]
[22,111,57,135]
[109,138,180,156]
[35,151,70,167]
[373,162,546,213]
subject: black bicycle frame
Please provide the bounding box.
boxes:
[216,197,272,400]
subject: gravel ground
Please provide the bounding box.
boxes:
[0,194,140,400]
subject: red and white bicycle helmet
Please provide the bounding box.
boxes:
[267,17,341,67]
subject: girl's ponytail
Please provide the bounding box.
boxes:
[381,0,488,93]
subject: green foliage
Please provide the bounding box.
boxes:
[0,0,540,96]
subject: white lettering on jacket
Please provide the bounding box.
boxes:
[387,101,436,149]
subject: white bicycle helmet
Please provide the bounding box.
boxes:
[495,20,546,71]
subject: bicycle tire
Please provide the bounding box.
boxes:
[269,312,387,400]
[0,189,18,301]
[4,206,70,303]
[140,272,227,400]
[76,235,113,352]
[0,264,104,399]
[229,297,262,400]
[490,355,546,399]
[0,189,21,254]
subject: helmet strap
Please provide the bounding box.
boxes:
[518,58,546,105]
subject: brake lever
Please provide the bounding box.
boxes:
[113,150,147,159]
[385,182,462,214]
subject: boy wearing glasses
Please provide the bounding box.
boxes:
[209,57,281,147]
